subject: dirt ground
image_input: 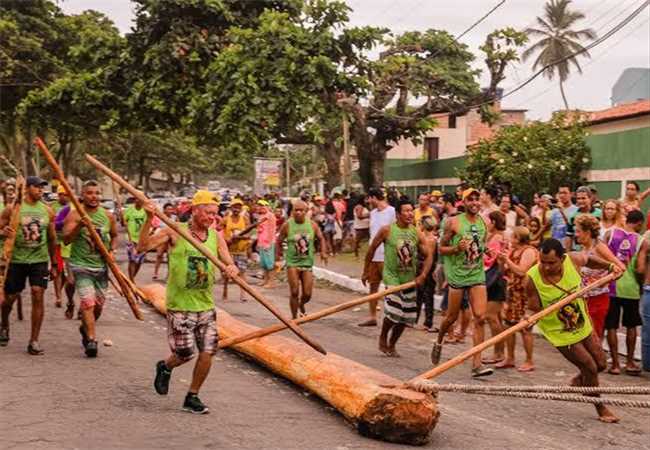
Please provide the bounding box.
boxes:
[1,254,649,450]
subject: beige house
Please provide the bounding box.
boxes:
[386,104,527,162]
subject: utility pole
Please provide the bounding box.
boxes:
[285,146,291,197]
[342,113,351,189]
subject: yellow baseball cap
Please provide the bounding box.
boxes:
[430,190,443,197]
[230,198,244,206]
[257,199,270,207]
[462,188,480,200]
[192,190,219,206]
[57,185,67,194]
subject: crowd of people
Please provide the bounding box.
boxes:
[1,174,649,419]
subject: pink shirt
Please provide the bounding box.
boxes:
[256,211,277,249]
[332,199,346,221]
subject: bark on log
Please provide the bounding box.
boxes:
[138,284,439,445]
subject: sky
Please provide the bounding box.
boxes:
[59,0,650,120]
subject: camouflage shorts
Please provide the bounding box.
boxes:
[166,309,219,361]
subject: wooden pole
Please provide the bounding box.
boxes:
[85,153,327,355]
[34,137,143,321]
[220,282,414,348]
[408,272,617,382]
[0,176,25,316]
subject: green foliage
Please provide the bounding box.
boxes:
[458,113,590,202]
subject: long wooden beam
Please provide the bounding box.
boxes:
[86,153,326,355]
[139,283,438,445]
[219,282,414,349]
[34,138,143,321]
[409,272,617,382]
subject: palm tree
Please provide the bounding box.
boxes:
[523,0,596,110]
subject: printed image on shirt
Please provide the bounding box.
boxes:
[293,233,310,257]
[186,255,210,289]
[557,302,585,332]
[21,216,43,247]
[615,238,632,263]
[83,227,108,252]
[396,239,413,270]
[463,230,482,268]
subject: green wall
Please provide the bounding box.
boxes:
[384,156,465,182]
[586,127,650,170]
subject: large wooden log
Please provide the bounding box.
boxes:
[138,284,438,445]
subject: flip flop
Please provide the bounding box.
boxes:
[482,357,504,365]
[471,366,494,378]
[358,319,377,327]
[495,361,515,369]
[430,342,442,365]
[608,367,621,375]
[624,366,641,376]
[517,365,535,373]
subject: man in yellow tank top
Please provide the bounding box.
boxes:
[523,238,623,423]
[223,199,250,302]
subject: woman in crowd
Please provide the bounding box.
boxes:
[482,210,507,364]
[353,195,370,258]
[600,199,625,240]
[497,226,538,371]
[574,214,624,339]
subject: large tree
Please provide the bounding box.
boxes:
[337,28,527,189]
[523,0,596,110]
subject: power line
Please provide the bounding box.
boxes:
[511,14,650,109]
[456,0,506,41]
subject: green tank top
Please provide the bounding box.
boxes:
[528,256,593,347]
[383,223,418,286]
[286,218,314,268]
[166,224,218,312]
[442,213,486,287]
[69,208,111,269]
[12,201,50,264]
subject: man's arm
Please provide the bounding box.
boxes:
[62,208,83,245]
[46,207,57,266]
[275,222,289,261]
[416,230,433,287]
[107,211,119,253]
[312,220,328,260]
[362,225,389,285]
[524,276,542,313]
[439,217,464,256]
[216,231,239,278]
[568,250,623,275]
[137,205,172,253]
[636,235,648,275]
[640,187,650,202]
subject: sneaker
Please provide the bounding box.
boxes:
[79,325,89,348]
[183,393,209,414]
[154,360,172,395]
[85,340,98,358]
[27,342,44,355]
[0,327,9,347]
[430,342,442,365]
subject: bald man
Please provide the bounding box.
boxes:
[276,200,327,318]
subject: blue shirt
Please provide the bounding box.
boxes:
[550,205,578,241]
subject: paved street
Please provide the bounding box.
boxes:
[1,254,649,450]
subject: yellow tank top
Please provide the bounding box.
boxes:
[225,215,248,254]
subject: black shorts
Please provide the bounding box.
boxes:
[487,278,506,302]
[605,297,642,329]
[4,262,49,294]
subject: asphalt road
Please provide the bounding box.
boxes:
[1,256,649,450]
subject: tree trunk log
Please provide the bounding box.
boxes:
[319,140,342,190]
[139,284,439,445]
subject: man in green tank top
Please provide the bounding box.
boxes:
[63,181,117,358]
[364,199,433,356]
[524,238,622,423]
[0,176,56,355]
[124,198,147,281]
[276,200,327,319]
[138,190,238,414]
[433,188,493,377]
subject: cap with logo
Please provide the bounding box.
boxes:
[462,188,480,200]
[26,176,48,187]
[191,190,219,206]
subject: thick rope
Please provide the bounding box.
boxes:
[473,391,650,408]
[408,381,650,395]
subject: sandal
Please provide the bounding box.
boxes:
[430,342,442,365]
[27,342,44,355]
[471,366,494,378]
[624,366,641,376]
[608,367,621,375]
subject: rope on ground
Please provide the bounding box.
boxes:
[474,391,650,408]
[407,381,650,395]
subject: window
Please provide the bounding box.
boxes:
[448,115,457,128]
[424,137,439,161]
